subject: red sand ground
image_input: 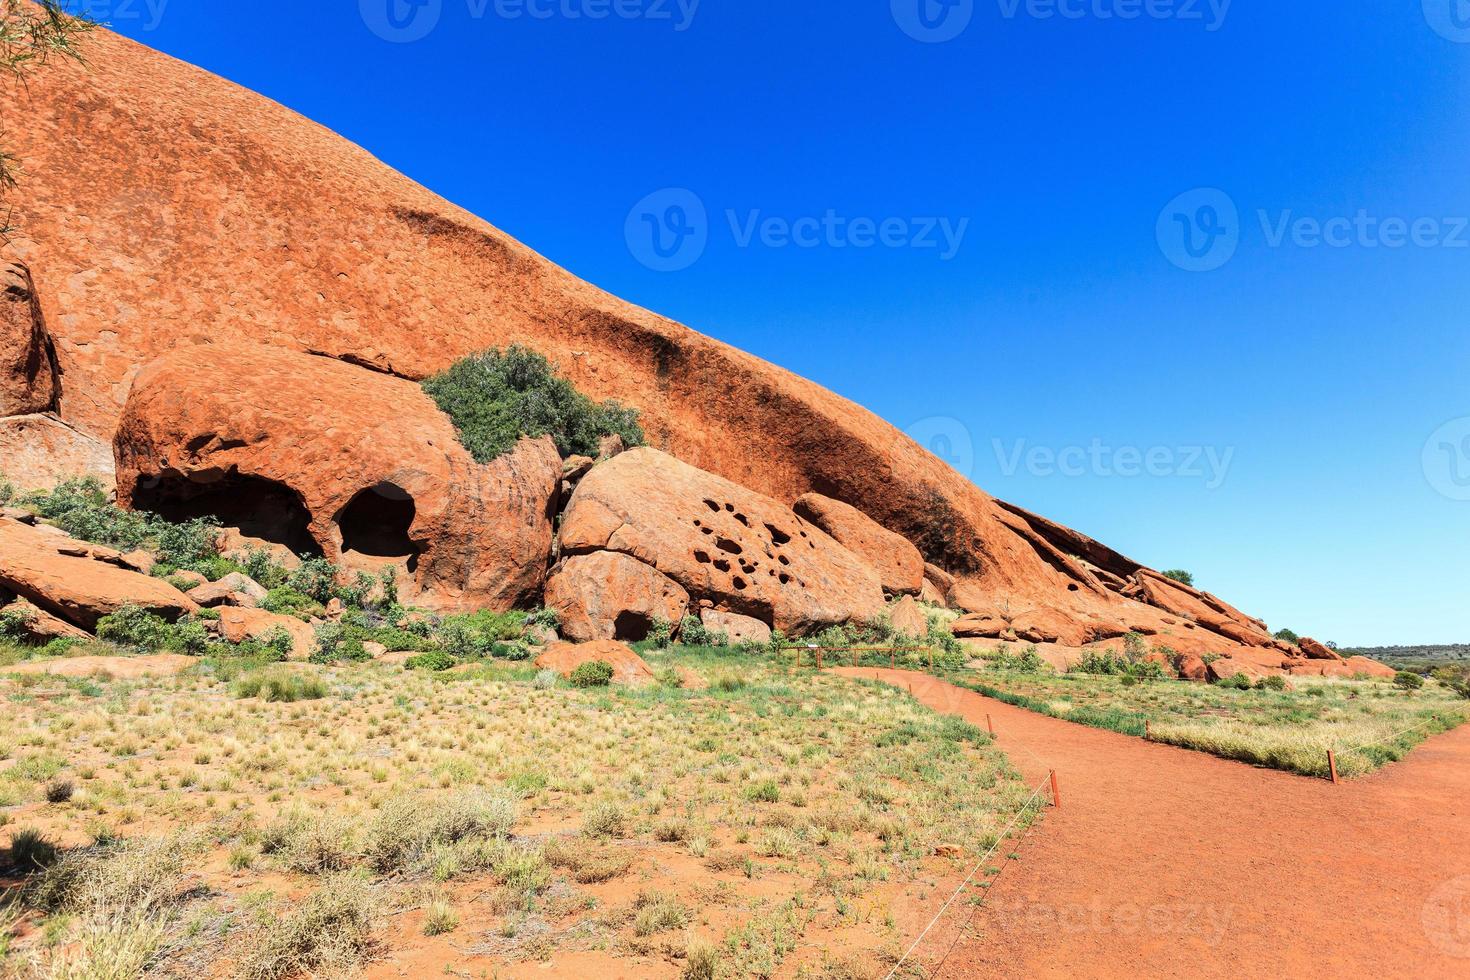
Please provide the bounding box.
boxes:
[829,668,1470,979]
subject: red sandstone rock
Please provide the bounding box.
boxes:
[1176,652,1208,681]
[544,551,689,643]
[0,519,197,630]
[700,609,771,646]
[1297,637,1344,662]
[919,578,947,606]
[950,611,1008,639]
[888,595,929,639]
[1207,658,1264,683]
[559,448,885,635]
[535,639,654,687]
[792,493,924,596]
[1,261,57,417]
[0,598,90,642]
[0,414,114,493]
[217,606,315,660]
[113,343,561,613]
[0,28,1305,657]
[188,572,267,609]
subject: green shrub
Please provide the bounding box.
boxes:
[569,660,614,688]
[0,607,35,644]
[0,473,13,506]
[1256,675,1288,691]
[1215,673,1254,690]
[260,586,322,619]
[995,645,1044,673]
[1273,628,1300,645]
[422,345,644,463]
[95,605,173,651]
[287,558,339,604]
[1394,671,1425,692]
[1161,569,1195,587]
[233,670,328,702]
[647,618,675,648]
[406,650,455,672]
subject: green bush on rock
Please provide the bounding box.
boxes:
[422,345,643,463]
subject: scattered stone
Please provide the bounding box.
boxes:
[535,639,654,686]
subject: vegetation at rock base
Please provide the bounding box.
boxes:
[1160,569,1195,587]
[1,1,92,236]
[422,345,644,463]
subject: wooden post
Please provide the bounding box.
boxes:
[816,648,823,670]
[1049,770,1061,809]
[929,647,934,671]
[1145,720,1151,741]
[1328,750,1340,785]
[794,647,800,672]
[852,649,858,668]
[890,650,896,670]
[986,714,994,736]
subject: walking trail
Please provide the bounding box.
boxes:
[828,668,1470,979]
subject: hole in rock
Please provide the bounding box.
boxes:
[734,513,749,527]
[715,537,744,556]
[779,573,791,585]
[777,554,790,566]
[1067,583,1080,592]
[704,499,721,512]
[724,503,734,512]
[694,550,712,564]
[732,577,748,591]
[132,472,321,557]
[338,483,422,572]
[614,611,653,642]
[765,524,791,546]
[714,559,732,573]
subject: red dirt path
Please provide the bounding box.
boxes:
[829,669,1470,979]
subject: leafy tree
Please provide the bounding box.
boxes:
[1273,628,1300,645]
[1,1,92,236]
[422,345,644,463]
[1160,569,1195,588]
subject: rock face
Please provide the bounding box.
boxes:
[0,518,197,630]
[217,607,315,660]
[887,595,930,639]
[793,493,924,596]
[0,414,115,493]
[1,261,57,418]
[535,639,655,686]
[544,551,689,643]
[559,448,885,635]
[112,342,561,613]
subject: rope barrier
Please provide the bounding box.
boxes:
[882,778,1051,980]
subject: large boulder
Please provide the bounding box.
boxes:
[700,609,772,646]
[887,595,929,639]
[0,599,91,642]
[217,607,315,660]
[544,551,689,643]
[0,519,197,630]
[113,342,562,614]
[559,448,885,635]
[535,639,654,687]
[792,493,924,596]
[1297,637,1344,661]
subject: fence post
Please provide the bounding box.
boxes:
[816,648,823,670]
[986,713,994,736]
[929,647,934,671]
[794,647,800,673]
[1328,750,1340,785]
[890,650,896,670]
[1049,770,1061,809]
[1145,720,1151,741]
[852,649,858,668]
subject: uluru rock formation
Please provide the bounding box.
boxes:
[0,23,1303,659]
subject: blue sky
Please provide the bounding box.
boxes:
[84,0,1470,645]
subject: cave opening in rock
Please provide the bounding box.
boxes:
[338,483,421,572]
[132,472,323,557]
[613,611,653,642]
